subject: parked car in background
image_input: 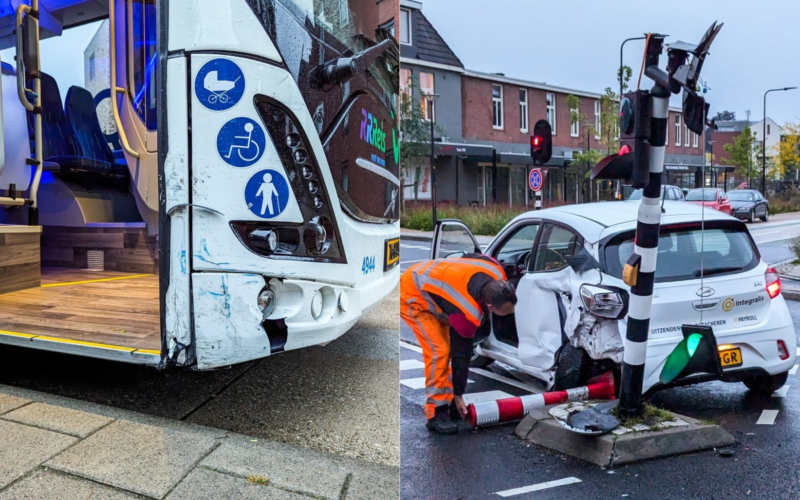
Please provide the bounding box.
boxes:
[727,189,770,223]
[628,185,685,201]
[685,188,732,215]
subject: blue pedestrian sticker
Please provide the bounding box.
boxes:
[195,59,245,111]
[217,117,266,168]
[245,169,290,219]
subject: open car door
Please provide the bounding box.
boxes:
[429,219,482,260]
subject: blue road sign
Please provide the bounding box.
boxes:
[529,168,543,191]
[195,59,245,111]
[217,117,266,168]
[245,169,290,219]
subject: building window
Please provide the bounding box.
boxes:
[492,84,503,130]
[675,115,681,146]
[546,93,556,134]
[519,89,528,132]
[692,131,698,148]
[419,72,434,121]
[400,9,411,44]
[570,104,579,137]
[399,68,411,111]
[684,122,690,147]
[768,124,771,135]
[594,101,600,139]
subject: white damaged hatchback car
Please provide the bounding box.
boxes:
[430,200,796,394]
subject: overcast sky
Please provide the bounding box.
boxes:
[422,0,800,125]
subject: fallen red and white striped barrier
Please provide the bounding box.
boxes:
[466,372,616,428]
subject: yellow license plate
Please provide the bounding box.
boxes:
[384,237,400,271]
[719,347,743,368]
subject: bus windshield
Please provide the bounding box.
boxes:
[246,0,400,223]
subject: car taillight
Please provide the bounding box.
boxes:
[778,340,790,360]
[766,267,781,299]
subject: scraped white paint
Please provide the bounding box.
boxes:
[463,391,513,405]
[756,409,779,425]
[494,477,582,497]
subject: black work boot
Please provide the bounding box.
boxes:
[426,406,458,434]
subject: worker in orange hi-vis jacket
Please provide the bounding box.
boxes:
[400,254,517,434]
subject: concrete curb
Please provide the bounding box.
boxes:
[515,406,735,467]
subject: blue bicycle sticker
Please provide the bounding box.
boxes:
[244,169,290,219]
[217,117,266,168]
[195,59,245,111]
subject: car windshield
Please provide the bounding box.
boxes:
[628,187,666,201]
[603,221,759,283]
[686,189,717,201]
[727,191,755,202]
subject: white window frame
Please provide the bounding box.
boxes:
[684,121,690,147]
[546,93,556,135]
[692,131,698,148]
[570,105,579,137]
[399,68,411,105]
[594,101,600,139]
[519,89,528,133]
[420,72,434,122]
[492,84,504,130]
[400,9,411,45]
[675,115,681,146]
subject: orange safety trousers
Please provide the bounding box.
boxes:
[400,261,453,419]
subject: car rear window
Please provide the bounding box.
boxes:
[602,221,759,282]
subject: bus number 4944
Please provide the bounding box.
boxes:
[362,256,376,274]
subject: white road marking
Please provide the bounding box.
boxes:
[400,359,425,371]
[400,341,423,353]
[494,477,582,497]
[772,385,790,398]
[469,367,541,393]
[752,230,781,236]
[796,347,800,357]
[756,409,779,425]
[790,364,799,375]
[400,377,473,390]
[400,244,430,250]
[463,390,513,405]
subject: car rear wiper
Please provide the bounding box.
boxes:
[693,266,742,278]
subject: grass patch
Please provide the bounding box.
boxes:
[789,237,800,265]
[699,419,716,426]
[401,204,529,235]
[611,404,674,428]
[246,475,269,486]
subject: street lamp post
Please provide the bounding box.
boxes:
[762,87,797,195]
[423,93,440,225]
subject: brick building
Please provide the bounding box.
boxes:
[400,0,707,207]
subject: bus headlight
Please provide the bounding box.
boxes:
[304,216,332,255]
[248,229,278,253]
[258,289,276,318]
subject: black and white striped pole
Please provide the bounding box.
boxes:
[592,24,723,418]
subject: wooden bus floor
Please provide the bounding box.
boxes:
[0,267,160,351]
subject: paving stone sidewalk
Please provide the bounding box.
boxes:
[0,384,398,500]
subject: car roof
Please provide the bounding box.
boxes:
[509,200,735,243]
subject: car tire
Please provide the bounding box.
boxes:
[761,210,769,222]
[470,351,494,368]
[747,209,755,223]
[552,344,585,391]
[743,371,788,394]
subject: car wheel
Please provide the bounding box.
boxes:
[747,209,755,223]
[761,209,769,222]
[470,350,494,368]
[743,371,788,394]
[552,344,585,391]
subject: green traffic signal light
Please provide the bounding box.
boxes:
[659,327,722,385]
[686,333,702,357]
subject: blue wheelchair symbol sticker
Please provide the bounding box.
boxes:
[245,169,290,219]
[195,59,245,111]
[217,117,266,168]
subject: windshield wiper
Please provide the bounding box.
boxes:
[693,266,742,278]
[311,38,397,91]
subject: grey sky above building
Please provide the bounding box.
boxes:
[423,0,800,126]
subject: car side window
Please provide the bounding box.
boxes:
[493,223,540,282]
[532,224,583,272]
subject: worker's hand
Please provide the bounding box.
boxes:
[453,395,468,420]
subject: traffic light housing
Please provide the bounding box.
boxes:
[590,90,652,189]
[659,324,723,385]
[530,119,552,165]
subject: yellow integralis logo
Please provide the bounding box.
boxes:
[722,297,735,312]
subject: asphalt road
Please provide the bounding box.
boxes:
[400,213,800,499]
[0,288,400,467]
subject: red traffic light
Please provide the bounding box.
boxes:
[531,136,542,148]
[619,144,631,155]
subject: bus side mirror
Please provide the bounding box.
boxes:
[21,15,39,78]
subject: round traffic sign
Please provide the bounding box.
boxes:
[529,168,543,192]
